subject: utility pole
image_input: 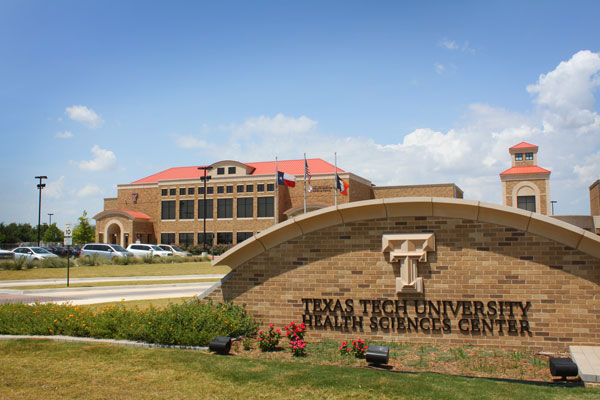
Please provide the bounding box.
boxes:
[35,176,47,246]
[198,166,212,256]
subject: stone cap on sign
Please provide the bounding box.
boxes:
[213,197,600,269]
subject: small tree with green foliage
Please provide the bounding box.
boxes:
[72,211,95,244]
[42,223,64,243]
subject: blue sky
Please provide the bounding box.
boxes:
[1,0,599,227]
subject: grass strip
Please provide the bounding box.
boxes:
[9,278,219,290]
[0,262,230,280]
[0,340,597,400]
[87,297,194,310]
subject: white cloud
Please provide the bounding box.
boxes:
[73,145,117,171]
[45,176,66,199]
[65,105,103,129]
[77,184,102,197]
[439,38,475,53]
[434,63,445,74]
[173,51,599,214]
[173,135,208,149]
[55,131,73,139]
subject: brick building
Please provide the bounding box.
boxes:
[94,158,462,248]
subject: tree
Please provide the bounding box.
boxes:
[72,211,95,244]
[42,223,64,243]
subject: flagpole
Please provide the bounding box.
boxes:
[275,156,278,224]
[303,153,307,214]
[334,152,338,207]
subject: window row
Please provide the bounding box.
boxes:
[515,152,534,161]
[161,197,274,220]
[161,232,254,246]
[161,183,275,196]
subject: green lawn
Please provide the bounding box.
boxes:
[0,262,230,280]
[0,340,596,400]
[9,278,219,290]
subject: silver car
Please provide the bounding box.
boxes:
[80,243,134,260]
[158,244,191,257]
[126,244,173,258]
[12,247,59,262]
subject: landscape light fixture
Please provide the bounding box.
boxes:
[35,176,48,246]
[198,166,213,255]
[549,357,578,381]
[365,344,390,366]
[209,336,232,355]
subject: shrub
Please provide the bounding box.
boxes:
[339,339,368,358]
[284,322,306,341]
[0,300,257,346]
[289,338,307,357]
[40,258,68,269]
[142,255,155,264]
[77,254,109,267]
[113,256,142,265]
[257,324,281,351]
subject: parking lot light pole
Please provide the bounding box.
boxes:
[35,176,47,246]
[48,213,53,225]
[198,167,212,255]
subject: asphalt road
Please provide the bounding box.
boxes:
[0,274,226,305]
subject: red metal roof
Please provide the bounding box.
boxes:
[131,159,344,184]
[510,142,538,150]
[500,166,550,175]
[118,209,151,220]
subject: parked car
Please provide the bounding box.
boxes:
[48,246,69,256]
[158,244,191,257]
[126,244,172,258]
[80,243,134,260]
[12,247,59,262]
[0,249,15,260]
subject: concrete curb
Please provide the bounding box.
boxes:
[0,334,209,352]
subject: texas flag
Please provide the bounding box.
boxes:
[336,174,349,196]
[277,171,296,187]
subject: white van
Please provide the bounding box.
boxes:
[126,244,172,258]
[80,244,133,260]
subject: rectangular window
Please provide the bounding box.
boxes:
[257,184,265,192]
[161,189,167,196]
[257,196,274,218]
[179,200,194,219]
[228,167,236,174]
[237,232,253,243]
[267,183,275,192]
[217,198,233,218]
[188,187,195,195]
[246,184,253,192]
[161,201,176,220]
[207,186,214,194]
[515,153,523,161]
[198,187,205,195]
[226,185,233,194]
[179,188,186,196]
[517,195,536,212]
[169,188,176,196]
[198,199,213,219]
[217,232,233,245]
[237,197,253,218]
[217,186,224,194]
[525,152,534,161]
[237,185,244,193]
[179,233,194,247]
[217,167,225,175]
[161,233,175,245]
[197,233,214,247]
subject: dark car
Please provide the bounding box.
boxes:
[48,246,69,256]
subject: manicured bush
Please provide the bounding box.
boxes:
[0,300,258,346]
[40,258,68,268]
[257,324,281,351]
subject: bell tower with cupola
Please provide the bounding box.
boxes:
[500,142,551,215]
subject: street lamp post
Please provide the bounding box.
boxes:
[198,167,212,256]
[48,213,54,225]
[551,200,557,216]
[35,176,47,246]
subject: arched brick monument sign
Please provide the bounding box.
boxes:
[203,198,600,351]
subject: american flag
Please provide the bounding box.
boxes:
[304,158,312,192]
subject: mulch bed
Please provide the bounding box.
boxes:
[228,339,569,383]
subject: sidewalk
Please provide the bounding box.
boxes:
[0,274,226,288]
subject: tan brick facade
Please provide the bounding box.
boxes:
[591,180,600,216]
[373,184,463,199]
[94,160,462,247]
[205,199,600,351]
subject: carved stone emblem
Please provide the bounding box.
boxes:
[382,233,435,294]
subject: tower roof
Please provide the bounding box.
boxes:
[509,142,538,150]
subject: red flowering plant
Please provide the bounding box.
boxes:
[257,323,281,352]
[284,322,307,357]
[339,339,368,358]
